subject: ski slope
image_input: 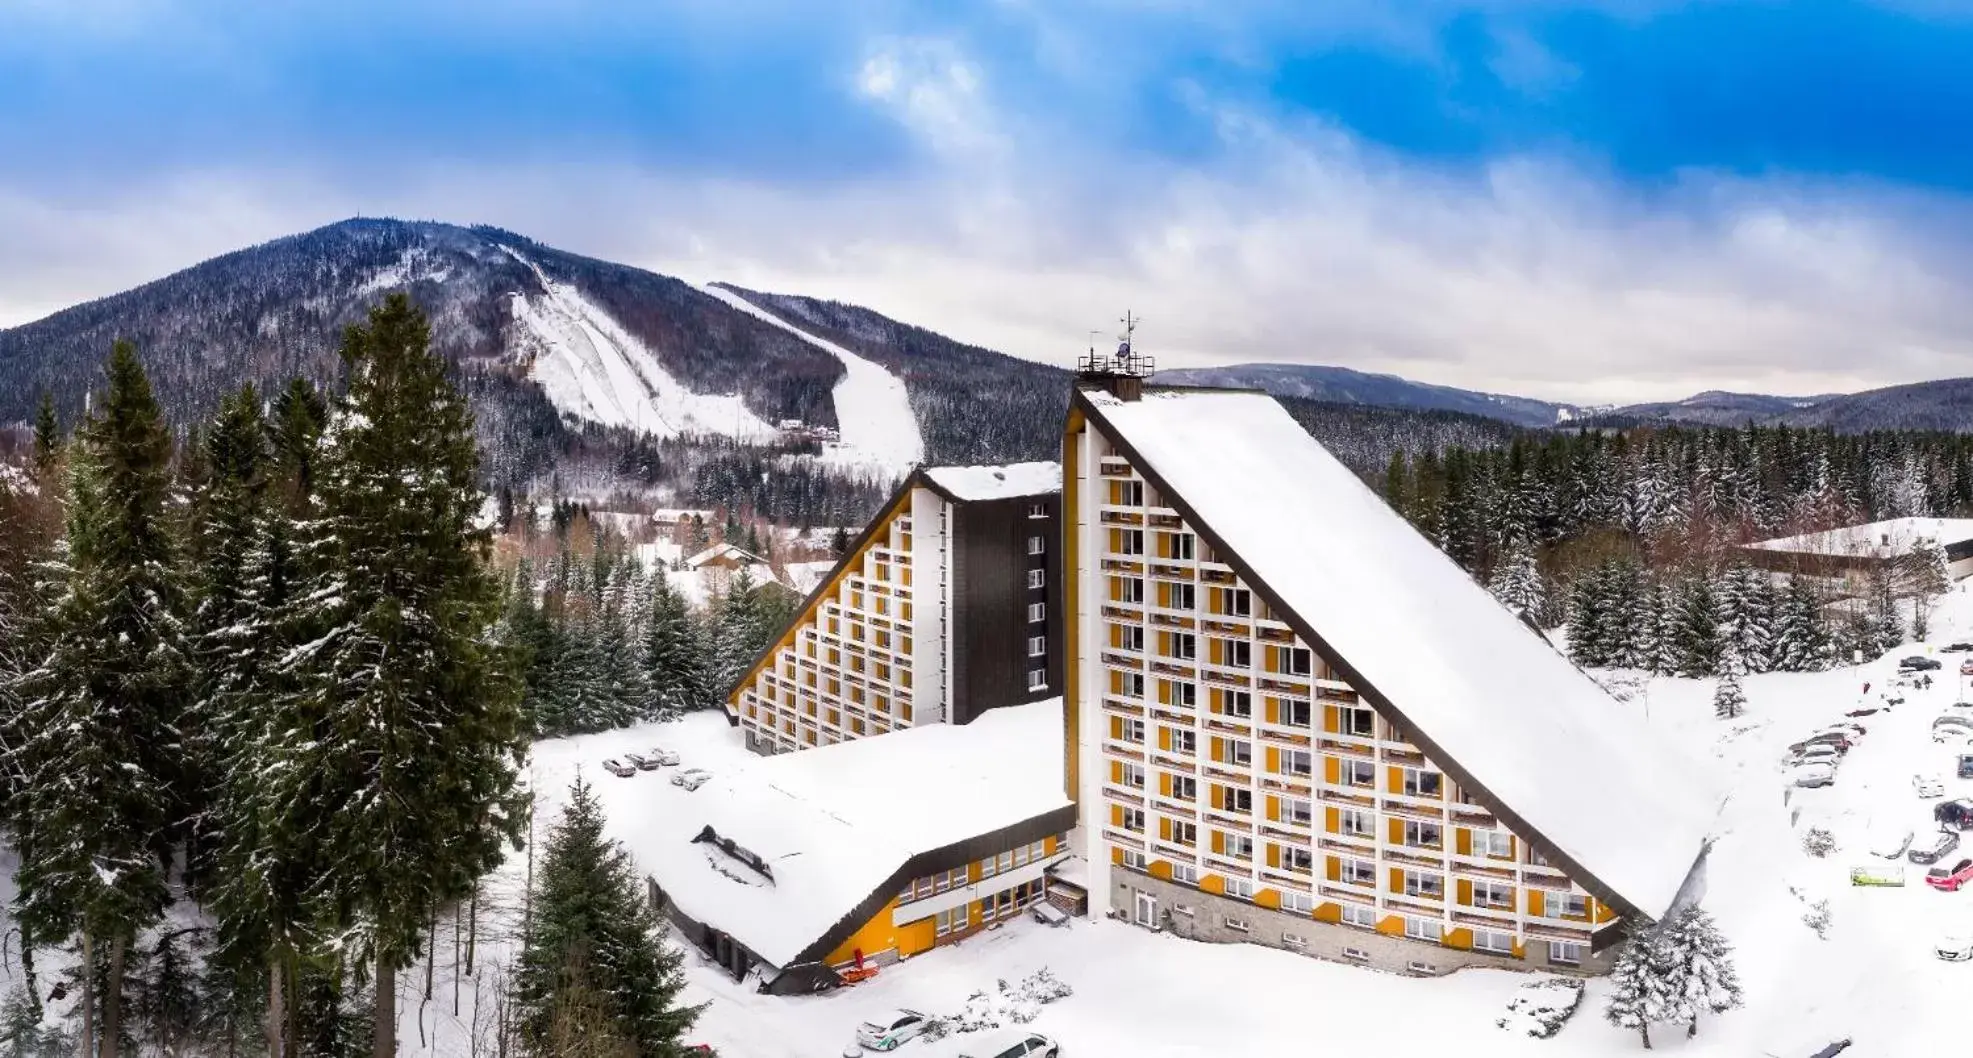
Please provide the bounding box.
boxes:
[502,249,776,441]
[699,284,925,477]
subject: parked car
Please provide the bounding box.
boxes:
[624,752,660,771]
[602,758,637,778]
[1848,707,1881,718]
[1871,820,1916,858]
[1904,656,1944,671]
[957,1030,1060,1058]
[855,1009,930,1051]
[1914,829,1963,864]
[1939,933,1973,960]
[1935,720,1973,742]
[1946,642,1973,653]
[1960,659,1973,677]
[1917,774,1948,798]
[647,746,681,766]
[1940,799,1973,830]
[1819,722,1868,738]
[672,768,713,790]
[1929,858,1973,891]
[1791,762,1836,788]
[1789,736,1851,756]
[1789,745,1843,769]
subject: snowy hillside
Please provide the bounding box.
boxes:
[701,283,925,476]
[503,249,776,441]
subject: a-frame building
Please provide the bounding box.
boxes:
[1063,379,1717,975]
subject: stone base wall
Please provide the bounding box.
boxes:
[1108,869,1617,977]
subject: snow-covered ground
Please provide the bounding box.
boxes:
[501,250,777,441]
[699,284,925,477]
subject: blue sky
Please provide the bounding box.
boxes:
[6,0,1973,401]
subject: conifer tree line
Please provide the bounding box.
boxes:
[1386,425,1973,674]
[0,296,704,1057]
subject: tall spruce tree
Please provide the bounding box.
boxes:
[1658,906,1744,1039]
[300,295,527,1058]
[7,342,185,1058]
[514,779,702,1057]
[30,393,58,477]
[643,575,705,713]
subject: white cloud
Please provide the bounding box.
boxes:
[8,55,1973,406]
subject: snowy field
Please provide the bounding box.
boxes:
[454,585,1973,1058]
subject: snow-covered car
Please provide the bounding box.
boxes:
[1928,858,1973,891]
[671,768,713,790]
[1789,745,1843,769]
[1960,659,1973,678]
[1914,829,1963,865]
[624,752,661,771]
[1791,762,1836,788]
[601,758,637,778]
[1904,656,1944,671]
[1947,642,1973,653]
[647,746,681,766]
[1871,821,1916,858]
[1791,735,1852,755]
[957,1030,1059,1058]
[854,1008,929,1051]
[1939,933,1973,960]
[1917,774,1948,798]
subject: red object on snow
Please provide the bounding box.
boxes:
[1863,682,1871,695]
[853,947,864,970]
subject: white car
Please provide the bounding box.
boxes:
[601,758,637,778]
[854,1008,929,1051]
[672,768,713,791]
[1791,762,1836,788]
[1939,933,1973,961]
[647,746,681,766]
[1918,774,1947,798]
[958,1030,1059,1058]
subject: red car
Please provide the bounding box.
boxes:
[1928,857,1973,891]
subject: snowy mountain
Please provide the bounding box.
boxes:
[1153,362,1583,428]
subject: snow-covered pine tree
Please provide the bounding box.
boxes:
[1772,577,1828,672]
[1713,646,1747,720]
[710,570,768,696]
[513,778,703,1055]
[1605,560,1646,670]
[1671,577,1722,679]
[1566,566,1609,668]
[829,525,851,558]
[6,342,185,1058]
[593,564,649,730]
[31,392,59,477]
[1487,536,1544,624]
[1657,906,1744,1039]
[299,295,528,1058]
[644,573,706,713]
[1603,927,1671,1050]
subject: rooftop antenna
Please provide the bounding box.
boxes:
[1077,310,1155,401]
[1117,310,1140,359]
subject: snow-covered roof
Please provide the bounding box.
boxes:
[626,698,1070,968]
[1746,517,1973,559]
[1080,387,1718,920]
[686,542,769,567]
[782,559,838,595]
[922,462,1062,502]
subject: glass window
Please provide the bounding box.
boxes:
[1281,890,1314,914]
[1340,903,1377,928]
[1027,602,1046,623]
[1224,876,1254,899]
[1028,535,1044,555]
[1341,858,1377,885]
[1027,669,1047,692]
[1403,769,1443,798]
[1284,749,1313,778]
[1403,821,1443,849]
[1405,917,1443,942]
[1339,809,1374,838]
[1029,635,1047,657]
[1341,708,1376,737]
[1027,569,1045,589]
[1548,941,1583,965]
[1284,797,1313,826]
[1475,930,1517,954]
[1344,760,1376,787]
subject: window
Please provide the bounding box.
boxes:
[1170,633,1198,661]
[1220,690,1253,718]
[1475,930,1517,954]
[1218,787,1253,814]
[1116,625,1145,652]
[1027,668,1047,692]
[1403,769,1443,798]
[1340,708,1376,737]
[1224,877,1255,899]
[1283,749,1313,778]
[1222,915,1250,932]
[1340,858,1377,886]
[1548,941,1584,966]
[1481,831,1514,858]
[1558,894,1589,918]
[1028,501,1048,519]
[1280,890,1314,914]
[1171,902,1194,917]
[1121,807,1145,832]
[1283,847,1314,873]
[1216,587,1252,617]
[1028,535,1044,555]
[1117,717,1146,743]
[1276,698,1312,728]
[1027,602,1046,623]
[934,906,968,937]
[1283,797,1313,827]
[1404,917,1443,942]
[1338,809,1374,838]
[1529,847,1552,868]
[1029,635,1047,658]
[1406,961,1437,975]
[1170,728,1197,754]
[1171,681,1197,708]
[1342,946,1371,961]
[1121,672,1146,699]
[1224,739,1252,768]
[1119,762,1146,789]
[1115,576,1145,604]
[1221,834,1254,861]
[1122,849,1148,871]
[1113,480,1144,506]
[1343,760,1376,788]
[1282,932,1306,947]
[1027,569,1045,589]
[1472,881,1515,910]
[1170,821,1198,847]
[1219,640,1252,668]
[1283,647,1311,677]
[1172,864,1199,885]
[1402,871,1444,899]
[1169,532,1195,560]
[1171,775,1198,801]
[1403,821,1443,849]
[1115,529,1145,556]
[1339,903,1377,929]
